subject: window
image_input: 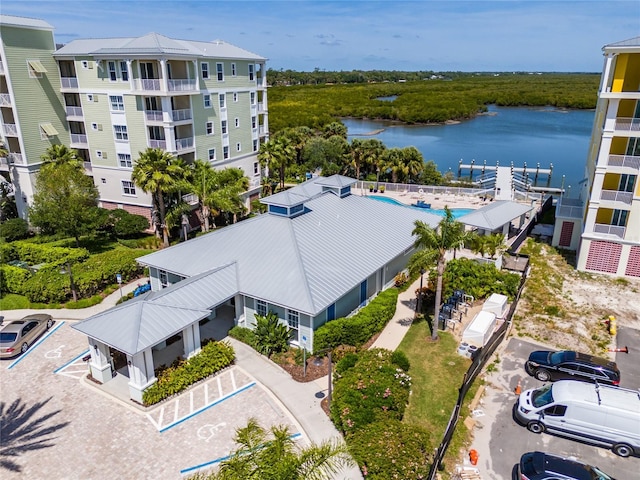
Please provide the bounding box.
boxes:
[235,118,240,128]
[251,116,257,129]
[108,61,117,81]
[248,64,254,81]
[122,180,136,196]
[208,148,216,161]
[159,270,168,288]
[543,405,567,417]
[619,174,636,193]
[118,153,132,168]
[203,94,212,108]
[287,309,299,342]
[612,209,629,226]
[201,62,209,79]
[223,146,229,159]
[236,142,241,152]
[254,162,259,175]
[233,92,238,102]
[109,95,124,111]
[253,139,258,152]
[216,62,224,81]
[114,125,129,141]
[206,121,214,135]
[120,61,128,81]
[221,120,227,134]
[231,63,236,76]
[219,94,226,109]
[256,300,267,317]
[250,92,256,105]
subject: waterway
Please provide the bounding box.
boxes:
[343,105,595,191]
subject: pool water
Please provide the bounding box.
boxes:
[368,195,473,218]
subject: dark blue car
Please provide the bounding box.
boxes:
[524,350,620,385]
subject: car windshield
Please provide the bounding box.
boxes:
[0,332,18,343]
[591,466,614,480]
[531,384,554,408]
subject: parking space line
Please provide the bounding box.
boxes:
[53,349,91,378]
[54,349,90,373]
[7,321,65,370]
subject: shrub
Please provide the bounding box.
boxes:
[65,295,103,309]
[390,350,410,372]
[11,241,89,266]
[73,248,150,297]
[0,242,16,262]
[117,236,161,249]
[228,326,258,348]
[21,266,69,303]
[0,265,30,294]
[106,209,150,237]
[335,352,359,375]
[394,271,408,287]
[0,218,29,241]
[254,312,290,357]
[438,258,520,301]
[143,340,235,405]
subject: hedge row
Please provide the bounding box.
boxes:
[1,241,89,266]
[0,265,30,293]
[143,340,235,406]
[313,288,398,352]
[440,258,521,301]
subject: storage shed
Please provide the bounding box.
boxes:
[462,311,497,347]
[482,293,508,318]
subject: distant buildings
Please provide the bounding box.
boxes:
[0,14,268,221]
[559,36,640,278]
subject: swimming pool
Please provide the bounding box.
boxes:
[368,195,473,218]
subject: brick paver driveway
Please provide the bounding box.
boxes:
[0,321,298,479]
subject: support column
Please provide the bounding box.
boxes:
[88,338,112,384]
[126,59,134,91]
[127,349,156,404]
[182,324,196,358]
[160,59,169,93]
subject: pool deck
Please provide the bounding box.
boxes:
[354,187,492,211]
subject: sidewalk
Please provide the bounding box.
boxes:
[370,276,420,350]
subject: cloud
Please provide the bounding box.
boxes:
[315,33,341,46]
[393,34,402,39]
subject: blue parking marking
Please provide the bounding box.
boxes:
[54,349,90,374]
[7,321,65,370]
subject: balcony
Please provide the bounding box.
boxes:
[70,133,88,146]
[134,79,162,91]
[182,193,199,205]
[614,117,640,132]
[65,106,83,118]
[83,161,92,172]
[145,110,163,122]
[606,154,640,170]
[148,139,167,149]
[249,177,261,189]
[171,109,192,122]
[168,79,197,92]
[555,197,584,219]
[600,189,633,205]
[257,102,266,113]
[175,137,194,152]
[593,223,626,238]
[2,123,17,136]
[0,93,11,107]
[60,77,78,89]
[9,153,24,165]
[258,125,266,136]
[0,61,4,74]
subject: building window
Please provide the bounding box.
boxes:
[118,153,132,168]
[223,146,229,159]
[251,116,257,129]
[204,94,212,108]
[233,92,238,102]
[109,95,124,111]
[216,62,224,81]
[253,162,259,175]
[159,270,168,288]
[206,121,214,135]
[120,61,128,81]
[619,174,636,193]
[253,139,259,152]
[287,309,299,342]
[221,120,227,134]
[248,64,254,81]
[114,125,128,141]
[208,148,216,161]
[236,142,241,152]
[235,118,240,128]
[219,94,226,109]
[612,209,629,226]
[201,62,209,79]
[122,180,136,196]
[108,61,117,81]
[256,300,267,317]
[250,92,256,105]
[231,63,236,76]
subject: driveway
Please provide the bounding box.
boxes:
[468,336,640,480]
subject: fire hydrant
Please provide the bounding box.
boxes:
[469,449,479,466]
[608,315,617,336]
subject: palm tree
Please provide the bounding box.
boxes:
[322,121,347,139]
[204,418,353,480]
[131,148,189,247]
[40,144,82,168]
[402,146,424,183]
[382,148,408,183]
[408,207,467,340]
[258,137,295,190]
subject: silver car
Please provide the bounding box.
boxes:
[0,314,54,358]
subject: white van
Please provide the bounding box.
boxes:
[515,380,640,457]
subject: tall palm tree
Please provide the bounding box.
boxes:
[131,148,189,247]
[382,147,408,183]
[408,207,467,340]
[205,418,353,480]
[40,144,82,168]
[258,137,295,190]
[402,146,424,183]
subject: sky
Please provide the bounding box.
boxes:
[2,0,639,72]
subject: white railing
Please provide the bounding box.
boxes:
[175,137,194,151]
[83,161,92,172]
[258,125,266,135]
[65,106,83,117]
[70,133,88,145]
[148,139,166,149]
[257,102,265,112]
[594,223,626,238]
[145,110,163,122]
[249,177,261,188]
[600,189,633,204]
[606,154,640,170]
[182,193,199,204]
[257,78,264,87]
[60,77,78,89]
[0,61,4,74]
[2,123,17,136]
[171,109,192,121]
[135,79,161,91]
[9,153,24,164]
[556,204,583,218]
[168,79,197,92]
[0,93,11,106]
[614,117,640,132]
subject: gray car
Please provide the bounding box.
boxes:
[0,314,54,358]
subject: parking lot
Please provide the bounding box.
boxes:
[0,321,299,479]
[468,336,640,479]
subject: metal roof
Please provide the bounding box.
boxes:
[458,200,532,230]
[54,32,265,60]
[604,36,640,51]
[315,175,357,189]
[0,15,53,30]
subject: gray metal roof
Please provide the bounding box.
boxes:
[315,175,357,189]
[604,36,640,51]
[0,15,53,30]
[261,190,310,208]
[138,178,442,315]
[458,200,532,230]
[54,33,265,60]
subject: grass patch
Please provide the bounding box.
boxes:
[0,293,32,310]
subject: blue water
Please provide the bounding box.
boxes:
[368,195,472,218]
[344,105,594,190]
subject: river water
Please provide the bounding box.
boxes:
[343,105,595,190]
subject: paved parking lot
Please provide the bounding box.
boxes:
[0,321,299,479]
[468,336,640,479]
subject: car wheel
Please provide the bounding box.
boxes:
[527,421,545,434]
[534,369,551,382]
[20,342,29,354]
[46,318,53,329]
[613,443,633,457]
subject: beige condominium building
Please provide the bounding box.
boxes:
[571,37,640,278]
[0,14,268,222]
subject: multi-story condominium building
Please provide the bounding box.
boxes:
[572,37,640,278]
[0,14,268,222]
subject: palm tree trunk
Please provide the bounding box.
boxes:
[157,191,169,248]
[433,256,445,340]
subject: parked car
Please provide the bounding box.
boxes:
[0,314,54,358]
[524,349,620,385]
[517,451,614,480]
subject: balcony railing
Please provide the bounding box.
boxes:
[249,177,261,188]
[257,102,265,112]
[171,109,192,121]
[145,110,163,122]
[134,79,161,91]
[0,93,11,106]
[182,193,199,205]
[70,133,88,145]
[9,153,24,165]
[606,154,640,170]
[600,189,633,204]
[555,197,584,219]
[0,61,4,74]
[2,123,17,136]
[168,79,197,92]
[60,77,78,89]
[83,161,92,172]
[65,106,83,117]
[148,139,166,149]
[175,137,194,151]
[593,223,626,238]
[258,125,266,136]
[614,117,640,132]
[257,78,264,87]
